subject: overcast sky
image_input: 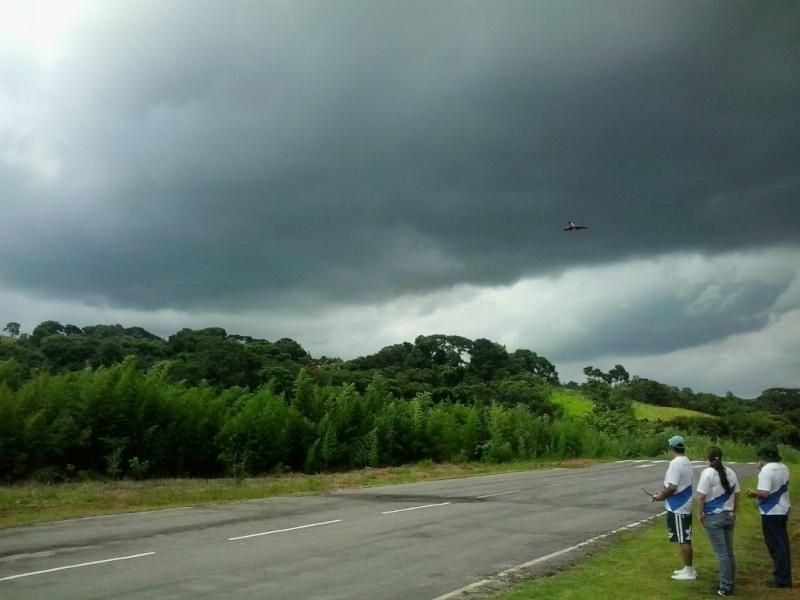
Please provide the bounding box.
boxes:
[1,1,799,397]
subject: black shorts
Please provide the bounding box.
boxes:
[666,512,692,544]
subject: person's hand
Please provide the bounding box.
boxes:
[747,488,758,499]
[699,514,706,528]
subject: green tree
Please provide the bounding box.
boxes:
[468,338,510,382]
[3,322,21,338]
[583,365,611,384]
[166,328,262,390]
[510,349,559,384]
[585,380,636,435]
[30,320,65,346]
[608,364,630,386]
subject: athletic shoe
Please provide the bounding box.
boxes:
[717,589,733,596]
[673,568,686,575]
[671,569,697,581]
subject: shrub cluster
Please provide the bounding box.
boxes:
[0,357,673,482]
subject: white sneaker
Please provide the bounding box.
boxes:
[671,568,697,581]
[673,568,686,575]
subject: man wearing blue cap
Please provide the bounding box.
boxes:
[653,435,696,581]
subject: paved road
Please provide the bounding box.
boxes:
[0,460,757,600]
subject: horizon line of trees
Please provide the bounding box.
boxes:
[1,321,799,484]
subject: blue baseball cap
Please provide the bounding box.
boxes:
[668,435,686,449]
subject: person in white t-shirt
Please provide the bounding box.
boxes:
[653,435,696,581]
[697,446,739,597]
[747,441,792,589]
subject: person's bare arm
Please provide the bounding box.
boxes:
[697,493,707,526]
[747,488,769,499]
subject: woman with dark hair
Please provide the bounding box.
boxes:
[697,446,740,597]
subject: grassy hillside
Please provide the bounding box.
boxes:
[552,389,711,420]
[551,389,595,417]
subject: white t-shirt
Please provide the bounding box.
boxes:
[757,462,791,516]
[697,466,739,514]
[664,454,694,515]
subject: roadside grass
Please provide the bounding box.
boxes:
[0,459,599,529]
[494,464,800,600]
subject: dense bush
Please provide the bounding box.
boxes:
[2,324,798,483]
[0,358,674,482]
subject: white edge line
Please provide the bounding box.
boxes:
[382,502,451,515]
[429,512,666,600]
[228,519,342,541]
[475,490,522,499]
[0,552,156,582]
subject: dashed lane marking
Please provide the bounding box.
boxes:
[228,519,342,541]
[0,552,156,582]
[382,502,451,515]
[475,490,522,499]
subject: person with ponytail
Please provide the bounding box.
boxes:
[696,446,740,597]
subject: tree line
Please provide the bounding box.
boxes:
[1,321,798,483]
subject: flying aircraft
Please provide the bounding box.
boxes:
[563,221,587,232]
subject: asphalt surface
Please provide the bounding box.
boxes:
[0,460,758,600]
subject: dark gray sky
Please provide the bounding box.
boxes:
[2,1,799,396]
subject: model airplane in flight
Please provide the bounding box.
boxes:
[563,221,587,232]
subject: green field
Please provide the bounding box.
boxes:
[551,389,595,417]
[552,389,711,421]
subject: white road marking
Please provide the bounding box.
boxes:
[635,464,657,468]
[382,502,451,514]
[228,519,342,541]
[0,552,156,582]
[475,490,522,499]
